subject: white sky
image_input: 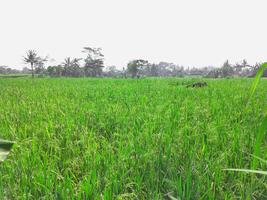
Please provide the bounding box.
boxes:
[0,0,266,69]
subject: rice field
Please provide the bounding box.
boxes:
[0,77,266,199]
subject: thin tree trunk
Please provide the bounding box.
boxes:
[31,63,34,78]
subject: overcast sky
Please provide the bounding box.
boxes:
[0,0,266,69]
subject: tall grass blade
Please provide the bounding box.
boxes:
[224,62,267,174]
[223,168,267,175]
[247,153,267,164]
[252,112,267,169]
[247,62,267,169]
[246,62,267,105]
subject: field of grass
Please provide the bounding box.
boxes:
[0,74,30,78]
[0,78,266,199]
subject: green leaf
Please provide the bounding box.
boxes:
[247,62,267,104]
[245,62,267,169]
[223,168,267,175]
[243,62,267,169]
[252,112,267,169]
[224,62,267,174]
[0,139,14,162]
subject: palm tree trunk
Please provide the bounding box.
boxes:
[31,63,34,78]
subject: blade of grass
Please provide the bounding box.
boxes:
[252,112,267,169]
[247,62,267,169]
[248,153,267,165]
[246,62,267,106]
[224,62,267,174]
[223,168,267,175]
[245,62,267,169]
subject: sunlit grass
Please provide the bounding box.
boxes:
[0,77,266,199]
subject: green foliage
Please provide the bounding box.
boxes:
[83,47,104,77]
[223,168,267,175]
[252,114,267,169]
[248,62,267,102]
[250,63,267,168]
[127,59,148,78]
[0,78,267,199]
[225,62,267,173]
[23,50,39,78]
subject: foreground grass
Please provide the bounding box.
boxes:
[0,78,266,199]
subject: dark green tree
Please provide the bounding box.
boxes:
[221,60,234,77]
[127,59,148,78]
[35,56,48,76]
[82,47,104,77]
[23,50,39,78]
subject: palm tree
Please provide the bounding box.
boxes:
[82,47,104,77]
[62,57,72,76]
[62,57,82,77]
[71,58,82,77]
[23,50,38,78]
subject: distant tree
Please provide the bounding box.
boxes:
[46,65,64,77]
[206,68,221,78]
[0,66,9,74]
[35,56,48,76]
[252,63,261,76]
[73,58,83,77]
[253,63,261,71]
[0,66,20,74]
[158,62,171,76]
[23,50,39,78]
[233,62,242,75]
[241,59,249,68]
[55,65,64,77]
[251,63,267,77]
[221,60,234,77]
[46,66,57,77]
[150,63,159,76]
[104,66,121,77]
[171,65,185,77]
[82,47,104,77]
[62,57,72,76]
[127,59,148,78]
[233,59,251,76]
[62,57,82,77]
[122,67,126,78]
[21,67,31,74]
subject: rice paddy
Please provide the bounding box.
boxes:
[0,77,266,199]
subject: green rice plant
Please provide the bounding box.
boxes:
[225,62,267,173]
[252,111,267,169]
[247,62,267,103]
[223,168,267,175]
[0,77,267,199]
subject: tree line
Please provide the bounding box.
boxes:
[1,47,265,78]
[22,47,104,78]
